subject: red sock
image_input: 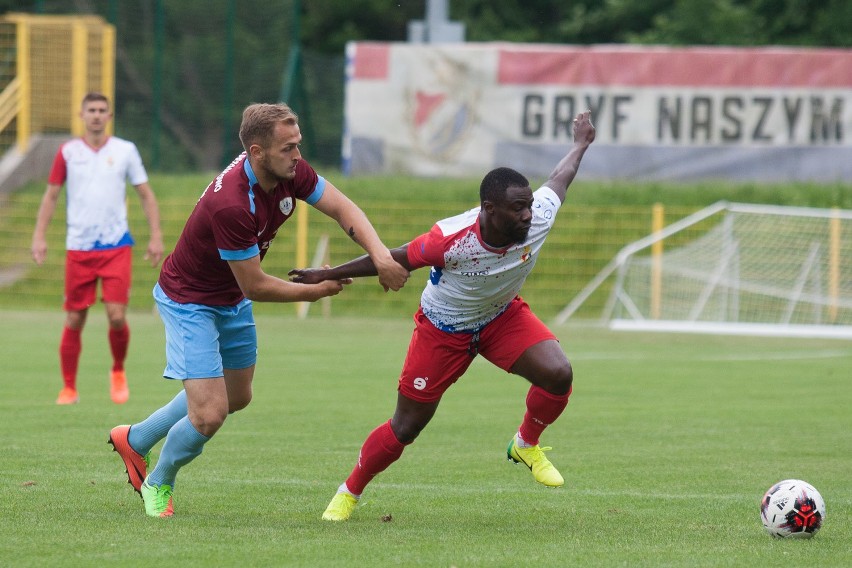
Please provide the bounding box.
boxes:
[59,327,82,389]
[344,420,407,495]
[518,385,572,445]
[108,324,129,372]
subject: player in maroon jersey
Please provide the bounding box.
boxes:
[109,102,409,517]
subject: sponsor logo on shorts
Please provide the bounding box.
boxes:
[413,377,428,390]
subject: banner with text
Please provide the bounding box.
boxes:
[343,42,852,182]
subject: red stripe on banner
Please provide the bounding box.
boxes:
[352,43,390,79]
[497,45,852,88]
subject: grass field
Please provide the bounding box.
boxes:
[1,310,850,567]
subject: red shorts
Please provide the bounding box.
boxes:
[398,297,557,403]
[64,246,132,311]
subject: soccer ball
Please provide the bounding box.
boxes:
[760,479,825,538]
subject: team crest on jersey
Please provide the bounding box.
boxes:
[521,245,532,262]
[279,197,293,216]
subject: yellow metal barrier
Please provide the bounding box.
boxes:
[0,77,21,132]
[0,13,115,154]
[829,209,841,323]
[15,16,29,150]
[650,203,664,319]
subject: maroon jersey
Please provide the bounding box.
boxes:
[158,153,325,305]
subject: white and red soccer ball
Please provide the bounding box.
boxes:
[760,479,825,538]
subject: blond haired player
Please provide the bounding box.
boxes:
[108,103,408,518]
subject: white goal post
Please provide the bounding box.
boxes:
[555,201,852,339]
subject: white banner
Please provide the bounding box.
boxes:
[343,42,852,181]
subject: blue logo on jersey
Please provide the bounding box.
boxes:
[429,267,442,285]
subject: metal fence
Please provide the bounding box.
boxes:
[3,0,343,173]
[0,183,696,323]
[0,13,115,154]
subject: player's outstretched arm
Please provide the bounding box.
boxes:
[546,110,596,204]
[229,255,352,302]
[312,183,410,291]
[289,245,411,285]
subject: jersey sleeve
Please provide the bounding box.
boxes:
[292,159,322,203]
[125,142,149,186]
[533,186,562,228]
[47,146,67,186]
[406,225,447,270]
[212,206,260,261]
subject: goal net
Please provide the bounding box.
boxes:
[555,201,852,339]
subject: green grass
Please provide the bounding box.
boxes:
[1,310,850,567]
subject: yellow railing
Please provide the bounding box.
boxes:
[0,13,115,153]
[0,76,21,133]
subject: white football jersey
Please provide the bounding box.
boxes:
[48,137,148,251]
[407,186,561,332]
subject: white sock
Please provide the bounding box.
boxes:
[516,432,533,448]
[338,483,360,499]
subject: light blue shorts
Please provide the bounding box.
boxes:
[153,283,257,379]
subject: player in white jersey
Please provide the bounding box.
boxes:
[291,111,596,521]
[31,93,163,406]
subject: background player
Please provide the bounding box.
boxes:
[291,110,596,521]
[31,92,163,405]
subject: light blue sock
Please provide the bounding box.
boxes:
[128,389,188,455]
[147,416,209,488]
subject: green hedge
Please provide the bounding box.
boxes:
[2,173,850,321]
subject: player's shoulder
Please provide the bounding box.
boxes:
[295,158,316,176]
[104,136,139,152]
[58,137,95,160]
[202,158,251,207]
[213,153,250,188]
[534,185,560,207]
[291,159,319,193]
[59,137,86,153]
[532,186,562,222]
[434,206,480,237]
[198,189,253,223]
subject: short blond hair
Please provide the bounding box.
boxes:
[239,103,299,151]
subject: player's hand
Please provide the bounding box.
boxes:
[573,110,596,146]
[145,237,165,267]
[374,255,409,292]
[314,277,353,299]
[31,238,48,265]
[288,267,329,284]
